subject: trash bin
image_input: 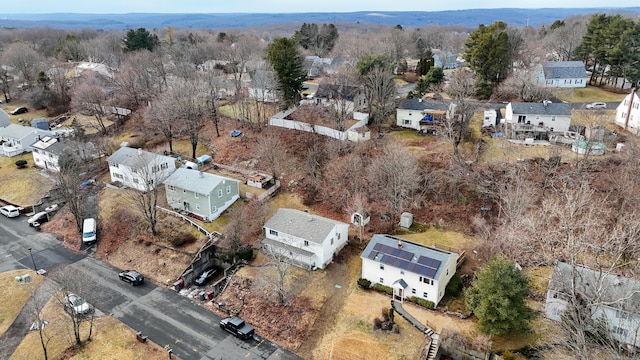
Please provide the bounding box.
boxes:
[21,274,31,282]
[206,290,214,300]
[199,292,206,301]
[173,280,183,291]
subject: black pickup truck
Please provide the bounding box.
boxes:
[219,317,255,340]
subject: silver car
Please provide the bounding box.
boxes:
[64,293,93,315]
[586,102,607,110]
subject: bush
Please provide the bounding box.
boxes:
[15,160,28,169]
[235,246,253,261]
[357,278,372,289]
[372,283,393,296]
[171,232,197,247]
[446,274,464,297]
[408,296,435,309]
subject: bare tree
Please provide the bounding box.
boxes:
[124,153,174,235]
[1,42,43,88]
[367,144,420,229]
[144,94,181,152]
[113,51,163,109]
[82,31,125,69]
[56,153,86,234]
[262,242,296,306]
[256,127,285,179]
[445,69,477,160]
[361,65,396,130]
[71,76,112,135]
[25,279,55,360]
[544,17,587,61]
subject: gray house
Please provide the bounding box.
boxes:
[0,108,9,128]
[163,168,240,222]
[536,61,587,88]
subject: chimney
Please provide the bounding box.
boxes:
[398,240,403,249]
[624,87,636,130]
[199,171,203,178]
[137,148,142,155]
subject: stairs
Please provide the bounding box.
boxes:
[426,333,440,360]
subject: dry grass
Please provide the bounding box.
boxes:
[526,266,553,296]
[552,86,627,103]
[0,270,43,337]
[492,305,563,352]
[396,228,476,249]
[0,153,56,207]
[218,100,280,122]
[479,137,581,164]
[10,295,173,360]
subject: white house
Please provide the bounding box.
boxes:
[360,234,459,306]
[31,136,98,172]
[106,146,176,191]
[536,61,587,88]
[262,208,350,270]
[163,168,240,222]
[615,90,640,134]
[505,101,572,140]
[0,124,54,157]
[546,261,640,349]
[396,98,451,131]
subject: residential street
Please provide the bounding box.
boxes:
[0,216,301,360]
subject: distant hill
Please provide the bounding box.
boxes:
[1,8,639,30]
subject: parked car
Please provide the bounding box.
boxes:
[219,317,255,340]
[45,204,59,213]
[64,293,93,315]
[194,267,218,286]
[27,211,49,226]
[586,102,607,110]
[119,270,144,285]
[0,205,22,218]
[10,106,28,115]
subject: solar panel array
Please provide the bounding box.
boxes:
[368,242,441,279]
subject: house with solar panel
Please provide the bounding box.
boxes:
[262,208,350,270]
[361,234,459,306]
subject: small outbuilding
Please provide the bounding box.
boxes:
[31,118,50,131]
[399,212,413,229]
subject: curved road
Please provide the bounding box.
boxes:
[0,215,301,360]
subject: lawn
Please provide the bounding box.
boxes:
[0,152,55,207]
[552,86,627,103]
[479,137,581,164]
[0,270,43,337]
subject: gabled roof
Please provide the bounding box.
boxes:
[264,208,348,244]
[541,61,587,80]
[31,136,64,154]
[0,124,52,139]
[361,234,458,280]
[548,261,640,313]
[0,109,9,127]
[510,102,572,116]
[163,167,238,194]
[106,146,173,167]
[315,83,359,101]
[398,98,450,111]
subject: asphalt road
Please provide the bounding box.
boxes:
[0,215,301,360]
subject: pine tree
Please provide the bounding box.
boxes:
[266,37,306,108]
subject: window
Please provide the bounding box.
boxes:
[226,185,231,194]
[133,178,139,184]
[114,173,123,179]
[423,292,428,298]
[195,204,200,210]
[403,119,411,125]
[550,127,554,132]
[194,192,199,199]
[218,189,223,197]
[380,264,385,270]
[446,269,449,276]
[111,163,119,168]
[400,270,404,275]
[411,288,416,294]
[148,180,154,186]
[337,232,341,240]
[269,229,278,236]
[211,205,217,213]
[183,189,186,193]
[380,278,384,284]
[160,163,168,170]
[551,116,556,122]
[331,238,334,245]
[152,165,160,173]
[304,240,309,246]
[613,326,629,336]
[168,185,175,191]
[616,310,631,320]
[419,276,432,285]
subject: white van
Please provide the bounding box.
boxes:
[82,218,97,243]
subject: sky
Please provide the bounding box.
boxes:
[3,0,639,14]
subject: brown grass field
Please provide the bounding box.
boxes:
[0,270,43,337]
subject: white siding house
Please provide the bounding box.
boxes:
[536,61,587,88]
[361,235,459,306]
[106,146,176,191]
[546,261,640,349]
[396,98,450,130]
[505,101,572,140]
[31,136,98,172]
[0,124,54,157]
[615,90,640,134]
[262,208,349,270]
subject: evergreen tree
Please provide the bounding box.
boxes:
[266,37,306,108]
[123,28,159,52]
[464,21,512,84]
[465,255,534,337]
[416,51,434,76]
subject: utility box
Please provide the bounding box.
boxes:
[22,274,31,282]
[399,212,413,229]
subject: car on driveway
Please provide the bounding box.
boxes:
[27,211,49,226]
[586,102,607,110]
[194,267,218,286]
[10,106,28,115]
[64,293,93,315]
[119,270,144,285]
[0,205,22,218]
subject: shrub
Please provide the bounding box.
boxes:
[446,274,464,297]
[357,278,372,289]
[171,237,185,247]
[171,232,197,247]
[408,296,435,309]
[372,283,393,296]
[236,246,253,261]
[15,160,28,169]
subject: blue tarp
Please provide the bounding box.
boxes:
[196,155,211,164]
[230,130,242,137]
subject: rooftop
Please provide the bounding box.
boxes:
[163,167,238,194]
[264,208,348,244]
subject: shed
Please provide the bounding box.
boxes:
[196,154,211,164]
[31,118,50,131]
[399,212,413,229]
